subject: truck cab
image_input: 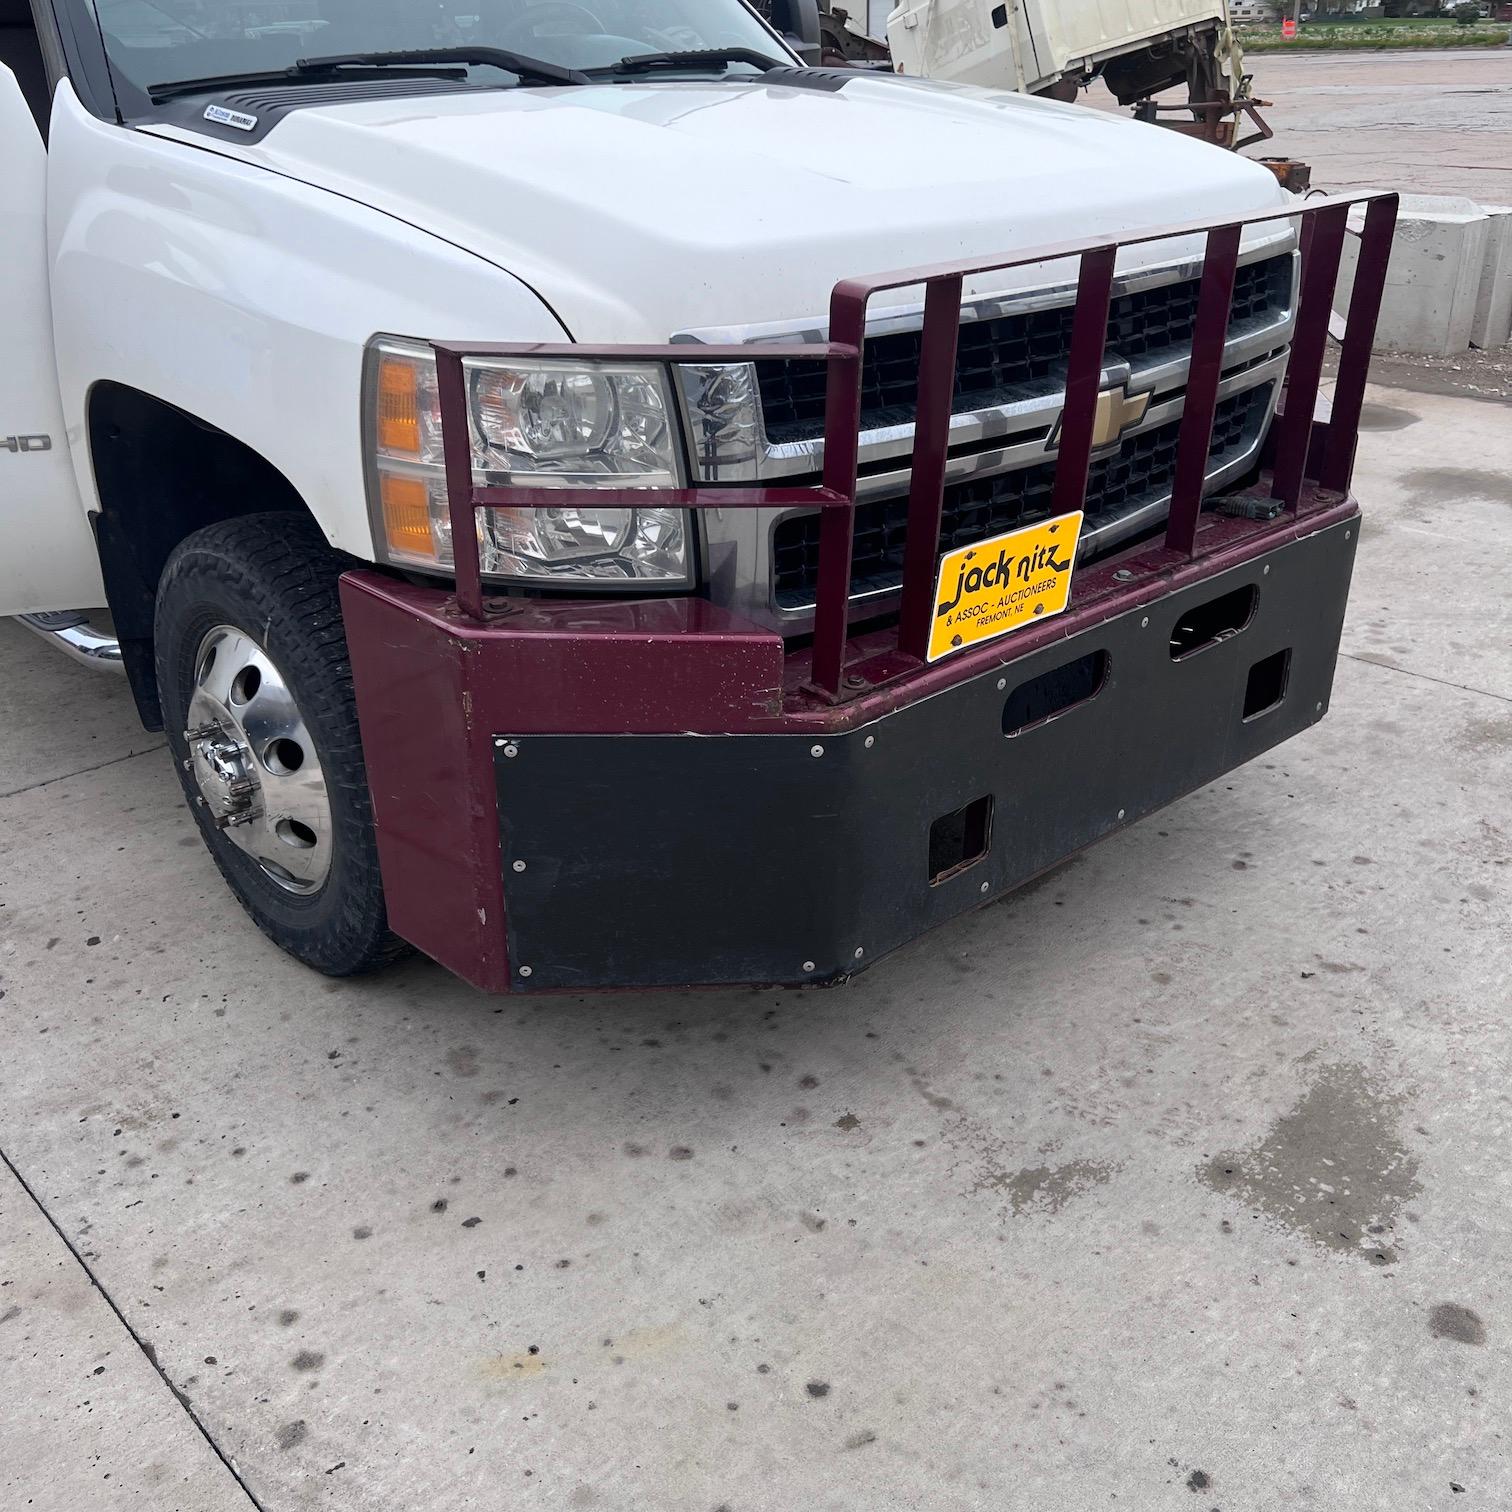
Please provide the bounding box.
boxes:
[1,0,1392,992]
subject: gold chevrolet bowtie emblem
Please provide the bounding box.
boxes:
[1049,382,1151,454]
[1090,383,1151,449]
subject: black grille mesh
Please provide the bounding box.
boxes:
[771,382,1274,610]
[755,253,1293,445]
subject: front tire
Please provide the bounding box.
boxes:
[155,513,410,977]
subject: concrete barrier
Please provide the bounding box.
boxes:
[1336,195,1490,358]
[1470,205,1512,351]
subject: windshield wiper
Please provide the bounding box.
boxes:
[297,48,590,87]
[150,46,586,103]
[151,63,465,102]
[595,48,787,78]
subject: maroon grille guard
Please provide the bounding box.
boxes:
[340,193,1396,991]
[428,192,1396,706]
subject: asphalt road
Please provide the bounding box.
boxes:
[2,378,1510,1512]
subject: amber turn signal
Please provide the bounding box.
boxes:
[376,355,421,457]
[379,473,435,561]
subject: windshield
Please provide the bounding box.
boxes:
[93,0,791,97]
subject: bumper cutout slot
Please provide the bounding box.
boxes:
[929,795,994,885]
[1244,648,1291,720]
[1169,584,1258,660]
[1002,650,1109,738]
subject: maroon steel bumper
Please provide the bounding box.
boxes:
[339,193,1394,992]
[342,488,1359,992]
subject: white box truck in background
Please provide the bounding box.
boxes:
[766,0,1264,152]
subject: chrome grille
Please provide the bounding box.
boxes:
[771,383,1274,610]
[754,252,1294,446]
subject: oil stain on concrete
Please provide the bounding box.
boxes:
[1428,1303,1487,1346]
[1357,402,1420,432]
[1200,1062,1420,1263]
[1401,466,1512,508]
[478,1351,548,1381]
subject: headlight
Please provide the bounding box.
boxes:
[364,338,692,588]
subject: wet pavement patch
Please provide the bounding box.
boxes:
[1200,1062,1420,1263]
[993,1158,1115,1216]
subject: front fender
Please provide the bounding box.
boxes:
[45,82,569,563]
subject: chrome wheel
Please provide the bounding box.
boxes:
[184,625,332,895]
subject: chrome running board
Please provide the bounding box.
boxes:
[16,611,125,674]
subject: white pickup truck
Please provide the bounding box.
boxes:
[2,0,1392,992]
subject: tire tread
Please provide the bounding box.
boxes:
[155,514,411,977]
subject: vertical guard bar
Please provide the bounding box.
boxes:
[435,348,486,622]
[435,347,486,619]
[1270,201,1348,510]
[1165,223,1242,556]
[1319,193,1399,494]
[430,194,1388,675]
[809,285,869,700]
[1051,246,1117,518]
[1297,209,1316,279]
[897,275,964,663]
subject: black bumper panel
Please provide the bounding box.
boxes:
[495,518,1357,990]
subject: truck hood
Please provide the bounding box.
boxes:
[146,75,1295,342]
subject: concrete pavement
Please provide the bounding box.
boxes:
[1088,50,1512,204]
[1241,49,1512,203]
[1,382,1509,1510]
[0,1157,252,1510]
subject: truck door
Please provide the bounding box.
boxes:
[0,57,106,615]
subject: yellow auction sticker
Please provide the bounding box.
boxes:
[927,511,1084,663]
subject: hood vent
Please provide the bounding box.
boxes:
[159,77,489,144]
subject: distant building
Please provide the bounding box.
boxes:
[1232,0,1387,15]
